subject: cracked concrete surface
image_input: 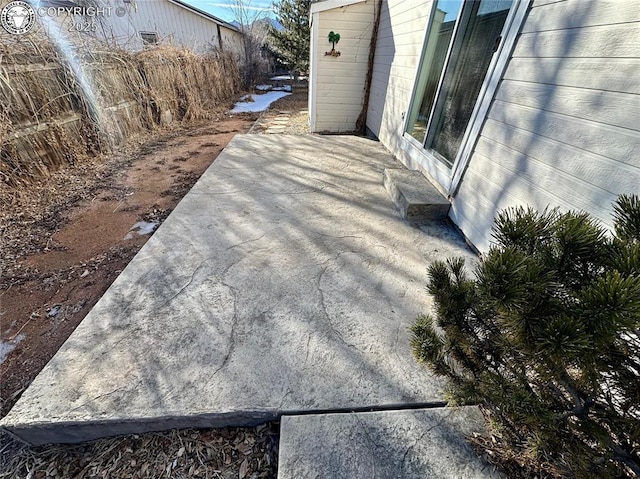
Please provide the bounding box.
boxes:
[278,408,502,479]
[1,135,476,445]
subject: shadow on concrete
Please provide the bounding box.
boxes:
[1,134,476,445]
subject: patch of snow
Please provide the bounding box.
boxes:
[270,75,307,81]
[270,75,293,81]
[124,221,158,240]
[0,334,25,366]
[258,85,293,93]
[231,91,291,113]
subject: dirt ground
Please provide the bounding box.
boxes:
[250,86,309,135]
[0,88,312,477]
[0,112,258,420]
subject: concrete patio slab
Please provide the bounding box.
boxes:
[278,407,502,479]
[1,135,476,445]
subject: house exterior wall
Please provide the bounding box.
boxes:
[219,26,244,57]
[366,0,433,173]
[96,0,242,55]
[451,0,640,252]
[310,0,376,133]
[367,0,640,253]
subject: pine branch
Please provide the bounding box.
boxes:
[410,195,640,476]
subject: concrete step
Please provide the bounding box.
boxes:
[383,168,450,222]
[277,407,502,479]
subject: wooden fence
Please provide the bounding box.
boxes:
[0,38,240,187]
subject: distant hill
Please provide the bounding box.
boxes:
[269,18,284,31]
[230,18,283,31]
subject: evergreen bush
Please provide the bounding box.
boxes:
[411,195,640,478]
[268,0,310,75]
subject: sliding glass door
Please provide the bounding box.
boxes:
[406,0,513,168]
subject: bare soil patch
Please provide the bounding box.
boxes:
[0,113,257,419]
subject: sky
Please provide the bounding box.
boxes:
[183,0,275,24]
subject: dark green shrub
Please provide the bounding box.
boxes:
[411,195,640,478]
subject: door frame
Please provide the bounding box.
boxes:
[401,0,531,196]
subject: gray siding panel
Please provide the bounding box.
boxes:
[494,81,639,130]
[513,23,639,58]
[465,150,611,218]
[453,0,640,252]
[487,100,639,164]
[480,119,640,195]
[473,137,629,216]
[366,0,638,252]
[532,0,566,7]
[524,0,640,32]
[503,58,640,94]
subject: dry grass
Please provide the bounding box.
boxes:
[0,34,101,186]
[136,46,239,125]
[0,424,278,479]
[0,32,241,187]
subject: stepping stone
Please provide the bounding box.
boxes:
[278,407,502,479]
[383,168,450,222]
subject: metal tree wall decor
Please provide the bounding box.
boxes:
[325,31,341,57]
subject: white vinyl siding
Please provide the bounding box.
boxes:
[451,0,640,252]
[98,0,242,54]
[366,0,432,149]
[310,0,376,132]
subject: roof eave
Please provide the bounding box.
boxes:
[310,0,367,15]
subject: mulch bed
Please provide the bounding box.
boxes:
[0,424,278,479]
